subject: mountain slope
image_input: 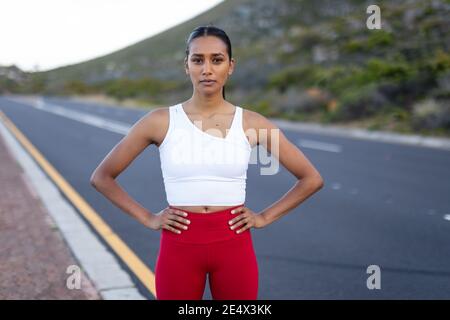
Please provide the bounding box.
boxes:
[21,0,450,134]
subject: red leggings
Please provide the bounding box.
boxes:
[155,204,259,300]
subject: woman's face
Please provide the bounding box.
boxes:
[185,36,234,96]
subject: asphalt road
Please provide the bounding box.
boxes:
[1,95,449,299]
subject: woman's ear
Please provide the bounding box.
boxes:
[184,58,189,75]
[228,58,235,75]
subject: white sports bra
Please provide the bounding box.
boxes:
[158,103,252,206]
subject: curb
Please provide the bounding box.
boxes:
[6,95,450,151]
[0,115,147,300]
[272,119,450,151]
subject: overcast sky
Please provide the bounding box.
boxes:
[0,0,224,72]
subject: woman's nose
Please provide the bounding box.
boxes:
[202,61,212,73]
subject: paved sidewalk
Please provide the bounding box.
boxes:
[0,133,101,300]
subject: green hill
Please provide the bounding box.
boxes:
[3,0,450,135]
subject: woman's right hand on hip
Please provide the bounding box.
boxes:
[147,207,191,234]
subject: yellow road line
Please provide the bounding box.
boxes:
[0,110,156,298]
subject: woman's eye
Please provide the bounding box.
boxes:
[192,59,222,63]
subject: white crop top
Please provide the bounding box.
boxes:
[158,103,252,206]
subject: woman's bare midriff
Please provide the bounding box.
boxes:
[170,205,239,214]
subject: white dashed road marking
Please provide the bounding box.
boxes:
[298,139,342,153]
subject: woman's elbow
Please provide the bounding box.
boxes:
[309,174,324,191]
[297,174,324,191]
[90,170,110,189]
[315,176,325,190]
[89,173,101,189]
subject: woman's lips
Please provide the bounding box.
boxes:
[201,80,216,85]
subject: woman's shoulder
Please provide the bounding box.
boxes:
[241,107,279,132]
[148,105,170,117]
[141,106,170,128]
[139,106,171,147]
[241,107,281,147]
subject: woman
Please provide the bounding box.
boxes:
[90,25,324,300]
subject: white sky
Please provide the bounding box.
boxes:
[0,0,224,72]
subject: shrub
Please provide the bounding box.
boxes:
[366,58,416,83]
[343,39,367,53]
[268,65,325,92]
[63,80,92,95]
[411,98,450,130]
[277,87,328,114]
[366,30,394,48]
[333,84,388,120]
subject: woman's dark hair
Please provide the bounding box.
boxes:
[185,24,232,99]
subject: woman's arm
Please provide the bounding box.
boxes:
[250,111,325,226]
[90,108,166,228]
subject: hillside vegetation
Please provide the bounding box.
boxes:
[1,0,449,136]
